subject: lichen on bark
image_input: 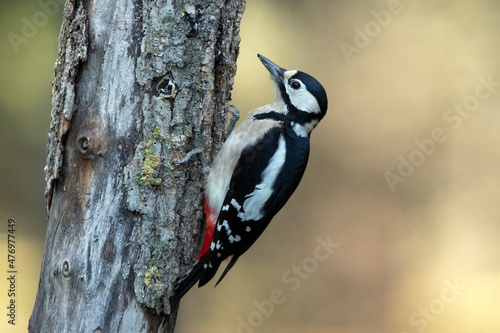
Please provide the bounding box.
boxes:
[124,0,245,314]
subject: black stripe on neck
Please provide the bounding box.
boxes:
[253,112,289,122]
[253,110,322,127]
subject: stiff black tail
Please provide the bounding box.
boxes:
[170,259,206,305]
[170,254,240,305]
[214,255,239,286]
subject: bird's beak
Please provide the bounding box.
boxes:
[258,54,286,83]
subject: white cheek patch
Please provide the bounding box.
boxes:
[287,88,321,114]
[241,134,287,221]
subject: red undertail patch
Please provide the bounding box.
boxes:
[197,197,217,260]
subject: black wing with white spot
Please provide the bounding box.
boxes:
[198,124,310,286]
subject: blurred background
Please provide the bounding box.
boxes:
[1,0,500,332]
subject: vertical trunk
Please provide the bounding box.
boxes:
[30,0,245,331]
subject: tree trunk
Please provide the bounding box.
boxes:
[30,0,245,331]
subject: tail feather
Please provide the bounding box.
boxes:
[215,255,239,287]
[171,254,240,304]
[197,255,222,287]
[170,258,206,305]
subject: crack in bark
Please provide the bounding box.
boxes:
[44,0,88,214]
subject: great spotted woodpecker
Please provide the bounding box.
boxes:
[171,54,327,304]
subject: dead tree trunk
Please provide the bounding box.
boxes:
[29,0,244,331]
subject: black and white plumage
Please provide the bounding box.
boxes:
[171,54,327,304]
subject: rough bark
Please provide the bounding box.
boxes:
[30,0,245,332]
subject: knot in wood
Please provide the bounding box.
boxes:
[77,136,94,160]
[62,260,71,278]
[103,240,115,262]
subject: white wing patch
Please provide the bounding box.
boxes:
[220,220,231,235]
[230,198,242,211]
[240,134,287,221]
[228,235,241,243]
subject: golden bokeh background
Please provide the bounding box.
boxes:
[1,0,499,332]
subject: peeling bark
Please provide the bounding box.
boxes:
[30,0,245,332]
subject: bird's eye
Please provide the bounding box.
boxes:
[290,80,301,90]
